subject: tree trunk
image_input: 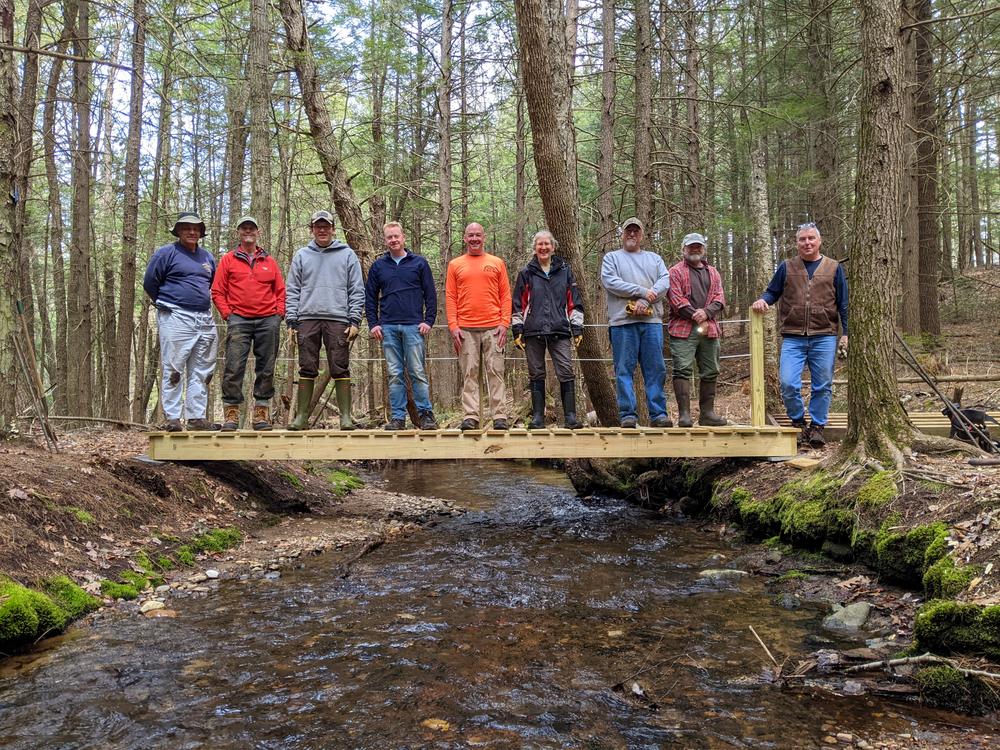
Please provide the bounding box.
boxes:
[681,0,703,229]
[514,84,527,255]
[899,4,920,334]
[438,0,454,264]
[913,0,940,334]
[513,0,617,425]
[844,0,912,462]
[598,0,616,253]
[964,96,982,267]
[0,0,16,431]
[249,0,273,248]
[634,0,652,229]
[279,0,374,266]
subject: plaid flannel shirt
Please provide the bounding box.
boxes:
[666,261,725,339]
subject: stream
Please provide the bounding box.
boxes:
[0,461,992,748]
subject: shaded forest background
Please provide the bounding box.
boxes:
[0,0,997,430]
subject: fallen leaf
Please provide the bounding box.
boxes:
[421,719,452,732]
[7,488,29,501]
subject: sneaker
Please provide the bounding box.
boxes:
[252,405,273,431]
[186,418,219,431]
[492,419,508,430]
[164,419,183,433]
[808,424,826,448]
[651,415,673,428]
[418,411,439,430]
[221,405,240,432]
[620,416,638,429]
[792,420,810,446]
[460,418,479,431]
[384,418,406,431]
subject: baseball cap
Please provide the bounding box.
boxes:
[236,215,259,228]
[682,232,707,247]
[310,210,335,226]
[620,217,644,232]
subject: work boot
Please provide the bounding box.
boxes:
[418,410,438,430]
[221,405,241,431]
[528,380,546,430]
[493,419,509,430]
[287,377,316,430]
[560,380,581,429]
[621,416,638,429]
[808,424,826,448]
[651,414,673,428]
[252,405,273,431]
[186,418,219,431]
[673,378,693,428]
[164,418,183,432]
[460,418,479,431]
[698,381,728,426]
[334,379,355,431]
[384,418,406,431]
[792,419,810,446]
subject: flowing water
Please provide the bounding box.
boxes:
[0,462,992,748]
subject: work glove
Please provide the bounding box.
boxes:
[573,335,583,349]
[346,324,359,342]
[513,335,525,351]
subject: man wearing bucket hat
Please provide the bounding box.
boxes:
[211,216,286,431]
[667,232,727,427]
[142,211,219,432]
[600,217,671,428]
[285,210,365,430]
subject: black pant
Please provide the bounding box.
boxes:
[297,319,351,379]
[221,314,281,405]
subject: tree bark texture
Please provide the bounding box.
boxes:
[598,0,616,252]
[914,0,940,334]
[0,0,17,430]
[437,0,453,265]
[634,0,652,230]
[248,0,273,247]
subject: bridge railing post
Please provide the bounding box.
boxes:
[749,308,765,427]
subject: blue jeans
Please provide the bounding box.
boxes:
[779,335,837,425]
[382,324,433,419]
[609,322,667,421]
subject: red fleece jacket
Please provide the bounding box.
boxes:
[211,247,286,319]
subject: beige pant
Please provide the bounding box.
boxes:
[458,327,507,421]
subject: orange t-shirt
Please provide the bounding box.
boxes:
[445,252,512,330]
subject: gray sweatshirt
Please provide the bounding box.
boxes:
[286,239,365,325]
[600,248,670,326]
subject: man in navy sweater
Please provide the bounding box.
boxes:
[365,222,439,430]
[143,212,219,432]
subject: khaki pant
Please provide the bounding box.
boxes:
[459,327,507,421]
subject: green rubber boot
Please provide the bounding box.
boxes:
[335,378,355,431]
[287,377,315,430]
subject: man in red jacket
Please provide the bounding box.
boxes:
[211,216,286,430]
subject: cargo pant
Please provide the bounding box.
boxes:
[157,306,218,420]
[458,327,507,422]
[221,313,281,406]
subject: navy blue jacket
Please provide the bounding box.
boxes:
[761,256,849,335]
[143,241,216,312]
[364,250,437,327]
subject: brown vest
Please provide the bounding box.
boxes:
[777,256,840,336]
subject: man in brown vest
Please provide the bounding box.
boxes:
[750,223,848,447]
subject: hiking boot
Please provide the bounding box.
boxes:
[288,377,316,430]
[164,418,183,432]
[186,418,219,431]
[673,378,693,428]
[560,380,581,429]
[792,420,810,446]
[252,405,273,431]
[384,418,406,431]
[460,418,479,431]
[651,414,673,428]
[221,405,241,431]
[620,416,638,429]
[528,380,545,430]
[418,410,438,430]
[493,419,509,430]
[698,381,728,426]
[808,424,826,448]
[334,379,355,431]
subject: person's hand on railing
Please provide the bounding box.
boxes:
[750,299,769,313]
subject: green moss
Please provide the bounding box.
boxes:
[155,554,175,571]
[62,506,95,524]
[154,532,181,543]
[778,570,808,581]
[857,471,897,509]
[914,600,1000,660]
[0,586,40,643]
[914,665,1000,715]
[850,526,878,568]
[99,580,140,600]
[875,520,949,586]
[772,473,845,550]
[779,498,828,548]
[190,527,243,553]
[176,546,195,566]
[278,470,304,490]
[735,491,781,539]
[42,576,99,618]
[134,550,155,573]
[326,468,364,497]
[923,557,979,599]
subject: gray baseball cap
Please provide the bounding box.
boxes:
[171,211,207,238]
[309,210,335,226]
[236,215,259,228]
[620,217,644,232]
[682,232,707,248]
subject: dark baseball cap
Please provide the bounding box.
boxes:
[236,215,259,228]
[309,210,335,226]
[620,217,644,233]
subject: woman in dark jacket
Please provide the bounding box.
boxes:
[511,230,585,429]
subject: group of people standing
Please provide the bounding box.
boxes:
[143,210,847,445]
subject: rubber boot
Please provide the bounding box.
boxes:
[673,378,693,428]
[698,381,728,426]
[528,380,545,429]
[287,377,315,430]
[335,379,355,431]
[560,380,581,429]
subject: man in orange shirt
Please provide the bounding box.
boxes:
[446,223,512,430]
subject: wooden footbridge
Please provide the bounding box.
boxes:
[147,313,803,461]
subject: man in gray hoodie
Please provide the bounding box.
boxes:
[286,210,365,430]
[600,217,671,428]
